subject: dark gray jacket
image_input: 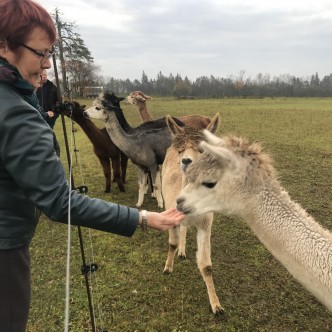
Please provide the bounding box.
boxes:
[36,79,59,128]
[0,83,139,249]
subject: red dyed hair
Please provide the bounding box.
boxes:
[0,0,57,50]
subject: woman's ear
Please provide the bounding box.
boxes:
[0,39,8,56]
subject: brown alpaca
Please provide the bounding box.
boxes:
[62,101,128,192]
[162,113,224,316]
[127,90,211,128]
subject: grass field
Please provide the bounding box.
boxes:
[28,97,332,332]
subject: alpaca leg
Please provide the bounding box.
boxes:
[163,225,180,274]
[111,157,125,192]
[120,152,128,184]
[98,156,111,193]
[148,170,154,195]
[153,168,164,208]
[196,222,224,316]
[178,225,187,258]
[150,169,156,197]
[136,168,148,207]
[145,175,149,194]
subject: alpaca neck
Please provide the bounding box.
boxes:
[137,102,153,122]
[71,117,104,144]
[245,188,332,312]
[104,111,134,155]
[111,105,131,132]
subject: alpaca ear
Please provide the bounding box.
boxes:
[200,141,239,170]
[206,113,220,134]
[166,115,184,137]
[143,93,152,100]
[203,129,223,145]
[136,94,145,102]
[137,93,152,101]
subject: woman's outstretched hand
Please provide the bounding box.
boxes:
[141,208,185,232]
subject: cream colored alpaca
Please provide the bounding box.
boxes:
[126,90,211,128]
[176,132,332,313]
[162,114,224,316]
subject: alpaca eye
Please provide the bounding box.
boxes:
[96,107,101,111]
[202,182,216,189]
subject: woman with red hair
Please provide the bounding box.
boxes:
[0,1,184,330]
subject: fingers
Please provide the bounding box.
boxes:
[161,207,184,218]
[172,211,186,223]
[163,209,185,225]
[161,208,185,227]
[146,208,185,232]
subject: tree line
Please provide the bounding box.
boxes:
[104,71,332,98]
[52,9,332,99]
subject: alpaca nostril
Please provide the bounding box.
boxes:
[176,197,184,205]
[181,158,192,172]
[182,158,192,166]
[176,197,190,214]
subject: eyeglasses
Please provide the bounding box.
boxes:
[20,44,54,62]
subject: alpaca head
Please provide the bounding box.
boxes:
[84,91,125,121]
[166,113,220,172]
[61,101,86,121]
[102,91,125,108]
[127,91,151,105]
[176,132,276,216]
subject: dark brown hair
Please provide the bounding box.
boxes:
[0,0,57,50]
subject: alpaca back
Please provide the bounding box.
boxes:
[127,91,211,130]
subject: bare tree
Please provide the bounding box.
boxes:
[66,60,101,97]
[52,8,94,97]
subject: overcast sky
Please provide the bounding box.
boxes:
[43,0,332,81]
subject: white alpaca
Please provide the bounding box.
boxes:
[176,132,332,313]
[162,114,223,316]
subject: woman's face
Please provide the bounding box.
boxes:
[6,27,53,86]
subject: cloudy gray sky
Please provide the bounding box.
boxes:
[43,0,332,81]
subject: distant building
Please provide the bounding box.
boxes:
[83,86,104,98]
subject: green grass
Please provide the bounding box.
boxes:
[28,97,332,331]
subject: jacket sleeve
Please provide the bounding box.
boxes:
[0,99,139,237]
[37,106,50,120]
[50,83,59,110]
